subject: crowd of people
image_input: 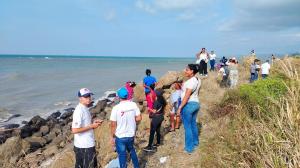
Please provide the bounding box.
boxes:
[70,49,273,168]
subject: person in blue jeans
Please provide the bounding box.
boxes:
[110,88,142,168]
[177,64,201,153]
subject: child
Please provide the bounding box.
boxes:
[169,81,182,132]
[125,81,136,101]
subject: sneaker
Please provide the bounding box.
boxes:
[153,143,160,148]
[143,146,155,152]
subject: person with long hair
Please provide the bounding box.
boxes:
[177,64,201,154]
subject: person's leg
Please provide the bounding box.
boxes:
[145,93,151,110]
[116,137,128,168]
[204,62,208,75]
[155,116,163,145]
[212,59,215,71]
[190,103,200,147]
[74,147,83,168]
[148,118,157,147]
[126,137,140,168]
[209,60,213,71]
[85,147,97,168]
[182,103,194,153]
[199,61,204,75]
[175,115,181,129]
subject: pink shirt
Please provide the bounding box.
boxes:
[125,82,134,100]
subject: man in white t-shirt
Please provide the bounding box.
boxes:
[110,87,142,168]
[72,88,103,168]
[261,60,271,79]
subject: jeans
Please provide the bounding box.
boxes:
[115,137,139,168]
[250,72,258,82]
[74,146,97,168]
[181,101,200,153]
[209,59,215,71]
[148,114,164,147]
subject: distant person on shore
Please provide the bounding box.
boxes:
[218,64,228,87]
[228,58,239,88]
[72,88,103,168]
[110,87,142,168]
[271,54,276,65]
[220,56,228,65]
[143,69,157,109]
[197,48,209,76]
[261,60,271,79]
[169,81,182,132]
[251,49,256,57]
[177,64,201,154]
[209,50,217,71]
[143,89,166,152]
[125,81,136,101]
[250,59,260,82]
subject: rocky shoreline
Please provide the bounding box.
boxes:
[0,70,185,168]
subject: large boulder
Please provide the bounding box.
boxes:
[25,136,47,152]
[156,71,184,89]
[90,99,107,114]
[133,83,145,103]
[28,115,46,132]
[43,145,59,157]
[39,125,50,136]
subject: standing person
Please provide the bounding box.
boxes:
[209,50,217,71]
[143,90,166,152]
[110,87,142,168]
[250,59,260,82]
[228,58,239,88]
[177,64,201,154]
[169,81,182,132]
[261,60,271,79]
[72,88,103,168]
[143,69,157,108]
[125,81,136,101]
[197,48,209,76]
[220,56,228,65]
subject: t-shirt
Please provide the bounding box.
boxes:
[170,90,181,113]
[199,53,208,61]
[210,54,216,60]
[143,76,156,93]
[250,64,256,73]
[72,103,95,148]
[125,83,134,100]
[110,100,141,138]
[181,77,200,103]
[261,62,270,75]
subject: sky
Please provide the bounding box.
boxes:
[0,0,299,57]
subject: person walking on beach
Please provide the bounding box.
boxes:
[169,81,182,132]
[177,64,201,154]
[143,89,166,152]
[261,60,271,79]
[197,48,209,76]
[143,69,157,108]
[209,50,217,71]
[110,87,142,168]
[72,88,103,168]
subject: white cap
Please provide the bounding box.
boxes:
[78,88,94,97]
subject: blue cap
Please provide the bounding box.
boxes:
[117,87,128,99]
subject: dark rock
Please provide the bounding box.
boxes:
[2,124,20,129]
[25,136,47,152]
[46,117,59,129]
[21,121,28,125]
[60,108,74,119]
[0,134,8,144]
[108,93,116,98]
[28,115,46,132]
[48,111,61,119]
[20,125,33,138]
[90,99,107,114]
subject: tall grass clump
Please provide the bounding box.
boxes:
[204,58,300,168]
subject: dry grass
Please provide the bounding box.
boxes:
[200,57,300,168]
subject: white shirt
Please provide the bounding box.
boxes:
[170,90,181,113]
[199,53,208,61]
[181,76,201,103]
[210,53,216,60]
[72,103,95,148]
[261,62,270,74]
[110,100,141,138]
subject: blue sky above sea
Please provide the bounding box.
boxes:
[0,0,299,57]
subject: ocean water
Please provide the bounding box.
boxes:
[0,55,193,125]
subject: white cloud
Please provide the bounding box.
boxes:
[219,0,300,32]
[135,0,214,21]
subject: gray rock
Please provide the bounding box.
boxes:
[39,126,50,136]
[43,145,58,157]
[90,99,107,114]
[25,136,47,152]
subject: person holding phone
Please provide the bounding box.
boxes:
[72,88,103,168]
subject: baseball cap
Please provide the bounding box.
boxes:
[117,87,128,99]
[78,88,94,97]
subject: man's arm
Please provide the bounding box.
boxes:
[72,122,100,134]
[135,114,142,122]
